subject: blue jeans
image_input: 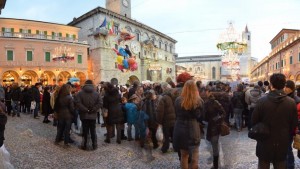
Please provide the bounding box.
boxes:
[286,135,295,169]
[34,102,40,118]
[127,123,139,140]
[234,108,243,130]
[11,100,19,115]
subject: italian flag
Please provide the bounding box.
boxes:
[107,20,114,35]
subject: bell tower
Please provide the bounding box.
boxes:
[106,0,131,18]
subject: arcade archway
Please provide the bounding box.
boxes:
[41,71,56,85]
[127,75,140,85]
[21,70,38,86]
[75,72,86,85]
[2,70,19,85]
[58,71,72,85]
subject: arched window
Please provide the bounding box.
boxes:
[134,29,141,41]
[212,67,216,79]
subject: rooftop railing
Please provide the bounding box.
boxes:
[0,31,88,45]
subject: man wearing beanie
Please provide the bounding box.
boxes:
[284,80,300,169]
[75,80,103,150]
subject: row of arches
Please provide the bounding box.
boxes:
[124,26,174,48]
[2,70,86,86]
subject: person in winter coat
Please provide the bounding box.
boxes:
[204,86,226,169]
[231,84,245,131]
[31,83,41,119]
[5,86,12,115]
[128,81,139,99]
[50,86,60,126]
[173,80,203,169]
[0,85,5,103]
[103,83,124,144]
[251,73,298,169]
[54,84,75,147]
[212,88,232,125]
[245,85,263,130]
[75,80,103,150]
[11,83,21,117]
[284,80,300,169]
[142,90,159,149]
[123,96,138,141]
[156,82,176,153]
[42,86,52,123]
[22,87,31,113]
[0,101,7,147]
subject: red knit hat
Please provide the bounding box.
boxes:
[176,72,193,84]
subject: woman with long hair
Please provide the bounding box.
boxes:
[173,80,203,169]
[54,84,74,147]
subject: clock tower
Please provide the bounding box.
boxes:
[106,0,131,18]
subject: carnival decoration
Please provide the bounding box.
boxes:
[117,29,135,44]
[52,46,75,62]
[112,46,138,72]
[216,22,247,80]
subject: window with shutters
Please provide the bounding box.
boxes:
[77,55,82,64]
[27,51,33,61]
[45,52,50,62]
[72,34,76,40]
[7,50,13,61]
[290,56,293,64]
[212,67,216,79]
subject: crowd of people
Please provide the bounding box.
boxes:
[0,72,299,169]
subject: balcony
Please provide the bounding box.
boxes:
[0,61,87,69]
[0,31,88,45]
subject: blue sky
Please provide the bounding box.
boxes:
[2,0,300,61]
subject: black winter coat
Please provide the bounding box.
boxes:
[142,99,158,129]
[56,95,75,120]
[103,88,124,124]
[156,90,176,127]
[231,91,245,109]
[173,97,202,150]
[252,90,298,162]
[30,86,40,102]
[204,95,226,141]
[11,87,21,101]
[75,84,103,120]
[42,91,51,115]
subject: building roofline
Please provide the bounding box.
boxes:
[68,6,177,43]
[269,28,299,43]
[176,55,222,59]
[0,17,81,29]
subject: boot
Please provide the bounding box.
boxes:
[81,138,87,150]
[211,156,219,169]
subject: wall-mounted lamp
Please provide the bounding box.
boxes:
[19,68,22,73]
[39,67,41,72]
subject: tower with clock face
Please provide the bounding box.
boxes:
[106,0,131,18]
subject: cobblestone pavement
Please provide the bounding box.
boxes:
[4,113,300,169]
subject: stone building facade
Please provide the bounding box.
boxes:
[251,29,300,85]
[69,1,177,85]
[175,55,222,84]
[0,18,89,85]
